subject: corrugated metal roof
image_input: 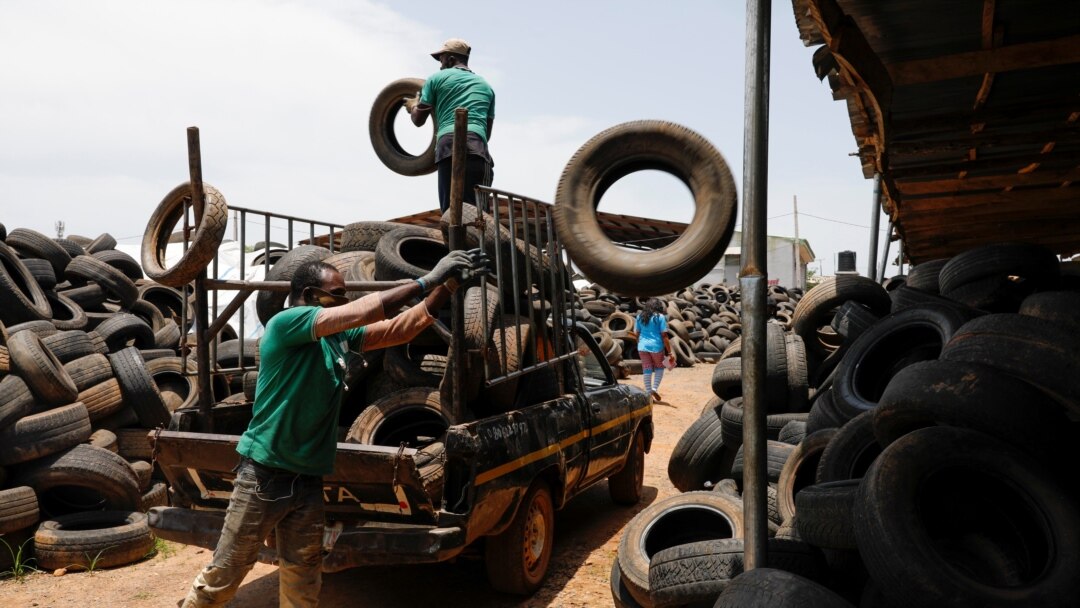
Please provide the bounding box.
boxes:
[791,0,1080,262]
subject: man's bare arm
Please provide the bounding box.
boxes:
[411,103,432,127]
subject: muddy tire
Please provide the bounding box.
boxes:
[485,480,555,594]
[34,510,153,570]
[141,182,229,288]
[45,291,88,332]
[0,403,92,466]
[344,388,448,447]
[554,121,737,296]
[42,330,98,365]
[369,78,436,176]
[95,313,155,352]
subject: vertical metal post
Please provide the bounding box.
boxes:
[187,127,214,431]
[792,195,800,289]
[446,108,469,424]
[740,0,771,570]
[898,234,905,275]
[867,173,882,280]
[878,219,894,282]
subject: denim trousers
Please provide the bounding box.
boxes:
[181,457,325,607]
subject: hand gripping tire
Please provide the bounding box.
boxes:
[141,182,229,288]
[369,78,436,176]
[554,121,737,296]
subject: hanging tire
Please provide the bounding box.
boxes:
[941,313,1080,416]
[554,121,737,296]
[617,491,744,606]
[108,347,170,428]
[647,538,826,608]
[0,486,40,534]
[369,78,436,176]
[0,403,92,466]
[141,182,229,288]
[344,388,448,447]
[34,510,154,570]
[714,568,853,608]
[485,480,555,594]
[255,245,332,326]
[8,330,78,406]
[0,241,52,325]
[854,426,1080,608]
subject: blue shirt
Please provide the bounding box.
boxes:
[635,314,667,354]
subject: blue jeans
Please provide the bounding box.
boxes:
[181,457,324,607]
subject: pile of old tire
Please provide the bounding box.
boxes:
[0,226,203,571]
[622,242,1080,607]
[574,282,802,379]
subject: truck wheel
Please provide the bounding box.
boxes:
[609,430,645,505]
[369,78,436,176]
[486,480,555,595]
[554,120,737,296]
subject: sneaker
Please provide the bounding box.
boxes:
[651,390,662,402]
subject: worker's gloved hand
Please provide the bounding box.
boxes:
[418,250,474,293]
[458,248,490,285]
[403,93,420,113]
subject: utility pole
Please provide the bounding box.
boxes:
[55,220,65,238]
[791,195,800,289]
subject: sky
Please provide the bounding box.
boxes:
[0,0,900,281]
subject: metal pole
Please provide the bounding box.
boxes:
[898,234,905,275]
[792,195,800,289]
[740,0,771,571]
[446,108,468,425]
[877,219,894,282]
[188,127,214,431]
[867,173,882,280]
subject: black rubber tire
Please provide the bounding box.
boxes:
[719,397,809,449]
[485,480,555,595]
[830,301,880,341]
[939,243,1060,306]
[831,304,971,423]
[76,378,125,422]
[53,237,87,259]
[153,319,181,350]
[215,339,258,369]
[21,258,57,290]
[141,182,229,288]
[815,410,882,483]
[905,258,949,293]
[374,226,448,282]
[611,557,646,608]
[609,429,646,505]
[942,313,1080,415]
[255,245,332,326]
[617,491,744,606]
[108,347,170,428]
[794,479,859,550]
[714,568,853,607]
[0,486,40,534]
[95,313,155,353]
[383,346,446,388]
[874,359,1069,462]
[64,254,138,308]
[91,249,143,281]
[0,375,38,431]
[463,284,500,399]
[784,334,810,412]
[137,282,191,330]
[777,428,837,523]
[344,388,448,447]
[145,356,198,412]
[7,228,72,276]
[731,440,795,485]
[792,275,891,360]
[805,388,845,434]
[138,481,168,512]
[778,419,807,445]
[62,283,107,310]
[554,121,737,296]
[0,241,52,324]
[854,426,1080,608]
[126,298,166,332]
[477,314,532,412]
[42,330,98,364]
[242,370,258,401]
[368,78,436,177]
[711,357,742,400]
[8,329,79,406]
[1020,291,1080,330]
[86,233,117,254]
[648,538,826,608]
[340,221,408,253]
[0,403,92,466]
[7,319,60,338]
[34,510,154,570]
[667,407,735,492]
[129,459,152,491]
[45,291,88,331]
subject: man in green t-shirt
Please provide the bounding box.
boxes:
[181,249,481,607]
[408,38,495,213]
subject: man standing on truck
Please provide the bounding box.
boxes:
[180,249,483,608]
[407,38,495,212]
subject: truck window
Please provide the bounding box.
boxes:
[575,336,612,388]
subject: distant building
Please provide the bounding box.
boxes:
[699,231,815,289]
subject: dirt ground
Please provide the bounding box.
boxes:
[0,364,712,607]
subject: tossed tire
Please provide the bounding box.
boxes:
[8,329,78,406]
[344,388,448,447]
[255,245,332,326]
[554,121,737,296]
[485,480,555,594]
[0,403,92,466]
[617,491,744,606]
[369,78,436,176]
[141,182,229,288]
[854,426,1080,608]
[0,241,52,324]
[0,486,40,534]
[648,538,826,608]
[714,568,853,608]
[34,510,154,570]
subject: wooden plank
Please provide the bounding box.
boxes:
[900,185,1078,212]
[891,126,1080,155]
[888,34,1080,86]
[891,99,1080,135]
[898,168,1080,195]
[889,149,1080,180]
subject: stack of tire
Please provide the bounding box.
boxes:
[0,226,188,572]
[612,242,1080,607]
[575,282,802,378]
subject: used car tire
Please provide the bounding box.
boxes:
[0,241,52,325]
[344,387,448,447]
[34,510,154,570]
[141,182,229,288]
[8,330,79,406]
[0,486,40,534]
[108,347,170,428]
[714,568,853,608]
[368,78,436,176]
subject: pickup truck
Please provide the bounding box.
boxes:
[147,198,652,595]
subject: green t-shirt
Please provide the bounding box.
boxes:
[420,66,495,141]
[236,306,365,476]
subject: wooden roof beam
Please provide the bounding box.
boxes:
[898,167,1080,195]
[888,34,1080,86]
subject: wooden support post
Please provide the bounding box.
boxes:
[446,108,469,425]
[188,127,215,431]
